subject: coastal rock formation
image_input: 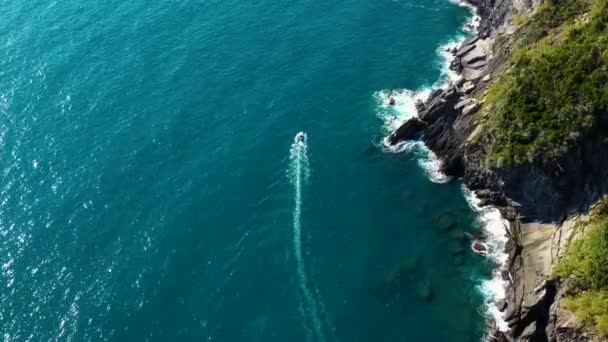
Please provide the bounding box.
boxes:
[388,117,426,144]
[388,0,608,340]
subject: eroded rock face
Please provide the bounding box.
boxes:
[489,135,608,222]
[468,0,541,35]
[388,3,608,223]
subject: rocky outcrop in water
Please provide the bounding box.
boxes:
[388,117,426,144]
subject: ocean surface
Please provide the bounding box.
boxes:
[0,1,501,341]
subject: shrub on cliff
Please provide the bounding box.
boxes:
[520,0,590,44]
[555,205,608,336]
[555,221,608,289]
[486,0,608,166]
[562,290,608,337]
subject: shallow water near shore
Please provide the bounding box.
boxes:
[0,0,498,341]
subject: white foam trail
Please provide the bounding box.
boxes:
[288,132,326,342]
[462,186,510,333]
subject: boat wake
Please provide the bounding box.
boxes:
[288,132,328,342]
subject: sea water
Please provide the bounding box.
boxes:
[0,0,502,341]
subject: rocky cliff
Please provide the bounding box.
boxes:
[389,0,608,340]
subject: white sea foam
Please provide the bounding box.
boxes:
[375,85,451,184]
[384,139,452,184]
[375,88,431,131]
[374,0,485,187]
[377,0,506,335]
[463,186,510,333]
[448,0,482,33]
[437,37,466,84]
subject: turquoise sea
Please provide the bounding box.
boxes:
[0,0,500,341]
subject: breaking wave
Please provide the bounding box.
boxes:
[463,186,510,333]
[375,0,509,337]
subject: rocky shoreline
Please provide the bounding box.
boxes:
[389,0,603,340]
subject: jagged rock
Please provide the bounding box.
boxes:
[456,44,476,57]
[482,74,491,82]
[460,81,475,94]
[445,87,457,97]
[428,88,443,101]
[462,102,481,115]
[450,57,463,72]
[463,66,484,81]
[475,189,508,206]
[414,99,426,113]
[496,299,507,312]
[462,53,486,65]
[388,117,426,144]
[520,322,537,340]
[461,36,480,47]
[454,98,473,110]
[419,88,459,123]
[466,60,487,69]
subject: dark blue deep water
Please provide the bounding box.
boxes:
[0,1,496,341]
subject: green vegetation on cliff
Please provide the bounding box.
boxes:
[484,0,608,336]
[555,197,608,336]
[486,0,608,166]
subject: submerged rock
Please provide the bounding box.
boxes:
[452,255,464,266]
[435,212,457,231]
[373,257,419,295]
[415,280,434,302]
[449,231,467,242]
[450,241,466,256]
